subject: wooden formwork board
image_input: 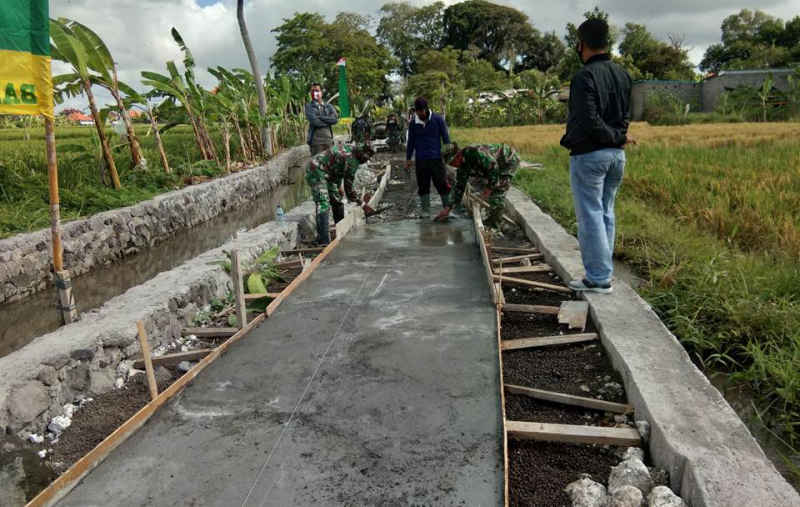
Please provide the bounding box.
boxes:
[27,214,355,507]
[506,420,641,446]
[505,384,632,414]
[501,333,598,351]
[472,202,497,304]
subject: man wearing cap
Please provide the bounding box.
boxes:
[405,97,452,216]
[437,143,520,228]
[306,143,375,245]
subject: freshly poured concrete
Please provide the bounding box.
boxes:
[59,219,502,506]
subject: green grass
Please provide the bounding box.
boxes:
[0,124,278,238]
[454,124,800,445]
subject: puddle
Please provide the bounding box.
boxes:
[0,166,310,358]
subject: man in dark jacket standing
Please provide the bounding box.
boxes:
[561,18,634,294]
[405,97,451,215]
[305,83,339,156]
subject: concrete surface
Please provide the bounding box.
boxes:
[58,219,502,506]
[505,187,800,507]
[0,203,316,435]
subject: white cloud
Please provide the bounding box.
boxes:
[50,0,799,110]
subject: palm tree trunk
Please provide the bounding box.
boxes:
[223,120,231,173]
[233,114,250,162]
[237,0,271,155]
[147,104,170,173]
[84,79,121,189]
[112,66,144,168]
[184,102,210,160]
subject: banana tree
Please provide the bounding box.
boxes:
[50,18,121,189]
[62,18,145,169]
[122,88,171,173]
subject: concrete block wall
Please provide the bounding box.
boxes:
[0,145,309,305]
[702,70,792,112]
[631,81,702,121]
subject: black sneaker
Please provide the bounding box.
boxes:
[568,278,613,294]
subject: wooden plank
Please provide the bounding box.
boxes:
[494,275,571,294]
[505,384,632,414]
[495,283,506,305]
[132,349,214,369]
[181,327,237,338]
[496,306,510,507]
[472,202,497,304]
[492,264,551,275]
[501,303,561,315]
[27,230,352,507]
[491,246,540,254]
[231,250,247,328]
[558,301,589,331]
[506,420,641,446]
[470,192,517,226]
[275,259,302,268]
[491,253,544,265]
[135,321,158,401]
[244,292,282,300]
[502,333,598,351]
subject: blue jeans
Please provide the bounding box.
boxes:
[569,148,625,285]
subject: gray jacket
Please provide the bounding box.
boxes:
[305,101,339,145]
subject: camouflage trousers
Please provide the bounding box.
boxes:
[485,191,505,228]
[387,132,402,151]
[306,167,343,214]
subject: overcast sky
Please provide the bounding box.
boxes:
[50,0,800,110]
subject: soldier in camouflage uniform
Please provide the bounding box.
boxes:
[437,143,520,227]
[351,114,371,144]
[306,143,375,244]
[386,113,402,152]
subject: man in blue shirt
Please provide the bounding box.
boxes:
[405,97,451,216]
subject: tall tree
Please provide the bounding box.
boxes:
[271,12,395,101]
[618,23,695,80]
[377,1,445,76]
[441,0,537,72]
[700,9,800,72]
[237,0,271,156]
[516,31,566,73]
[50,19,121,189]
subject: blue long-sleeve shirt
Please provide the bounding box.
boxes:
[406,111,450,161]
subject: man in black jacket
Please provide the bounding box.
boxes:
[305,83,339,156]
[561,18,635,294]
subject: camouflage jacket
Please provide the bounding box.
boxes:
[461,143,520,193]
[307,144,361,202]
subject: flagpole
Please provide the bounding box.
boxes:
[44,115,77,324]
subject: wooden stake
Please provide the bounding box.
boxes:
[44,116,62,272]
[501,303,561,315]
[493,274,571,294]
[505,384,632,414]
[502,333,598,351]
[231,250,247,328]
[136,321,158,401]
[506,420,641,446]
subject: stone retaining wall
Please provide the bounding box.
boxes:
[0,145,309,305]
[0,202,317,435]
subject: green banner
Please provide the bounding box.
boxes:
[337,58,350,118]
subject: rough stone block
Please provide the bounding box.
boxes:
[7,381,50,427]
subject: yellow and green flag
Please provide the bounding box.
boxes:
[0,0,53,118]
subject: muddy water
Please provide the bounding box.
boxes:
[0,167,310,358]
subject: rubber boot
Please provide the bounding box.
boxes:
[332,202,345,223]
[316,211,331,245]
[419,194,431,216]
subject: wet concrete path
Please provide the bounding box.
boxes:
[59,218,502,506]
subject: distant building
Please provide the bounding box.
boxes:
[631,68,795,120]
[65,111,94,126]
